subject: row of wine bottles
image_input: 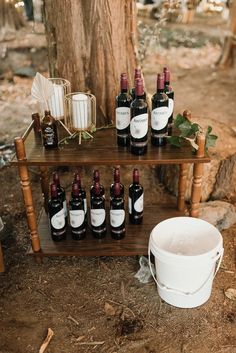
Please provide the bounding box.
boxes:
[48,168,144,241]
[116,67,174,155]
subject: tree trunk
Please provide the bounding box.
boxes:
[0,0,25,42]
[43,0,137,126]
[217,0,236,68]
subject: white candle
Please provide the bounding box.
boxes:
[48,84,64,118]
[72,94,90,129]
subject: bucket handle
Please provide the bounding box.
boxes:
[148,245,224,297]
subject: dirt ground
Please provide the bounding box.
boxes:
[0,12,236,353]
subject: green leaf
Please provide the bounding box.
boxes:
[168,136,185,147]
[205,134,218,150]
[206,126,212,135]
[191,123,200,134]
[178,121,193,137]
[174,114,186,129]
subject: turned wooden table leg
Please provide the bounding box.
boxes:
[0,242,4,273]
[190,133,206,218]
[14,137,42,261]
[39,166,49,213]
[177,163,188,212]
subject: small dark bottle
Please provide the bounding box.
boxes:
[151,73,169,146]
[41,110,58,149]
[69,182,86,240]
[53,172,67,223]
[90,170,105,201]
[129,169,144,224]
[32,112,41,136]
[90,182,106,239]
[110,167,124,200]
[73,172,87,220]
[110,183,126,240]
[48,183,66,241]
[130,68,146,100]
[116,73,132,147]
[130,78,148,155]
[163,67,174,135]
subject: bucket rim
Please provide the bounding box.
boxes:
[149,217,223,260]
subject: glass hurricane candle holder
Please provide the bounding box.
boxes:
[65,92,96,144]
[47,78,71,120]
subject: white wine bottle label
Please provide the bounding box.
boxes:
[110,209,125,227]
[130,113,148,139]
[151,107,169,130]
[51,209,65,229]
[91,209,106,227]
[69,210,85,228]
[116,107,130,130]
[83,198,87,214]
[63,200,67,217]
[168,98,174,116]
[134,193,144,212]
[128,197,132,214]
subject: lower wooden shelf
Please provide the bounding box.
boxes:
[28,205,185,257]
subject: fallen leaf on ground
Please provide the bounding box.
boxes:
[225,288,236,301]
[104,302,116,316]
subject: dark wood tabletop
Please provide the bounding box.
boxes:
[11,124,210,166]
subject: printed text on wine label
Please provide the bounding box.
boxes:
[130,113,148,139]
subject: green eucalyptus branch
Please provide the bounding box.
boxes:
[168,113,218,151]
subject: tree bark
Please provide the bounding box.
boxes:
[0,0,25,42]
[217,0,236,68]
[43,0,137,126]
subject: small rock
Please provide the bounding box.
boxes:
[199,201,236,231]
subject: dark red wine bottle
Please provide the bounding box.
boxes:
[90,170,105,201]
[110,183,126,240]
[130,68,146,100]
[129,169,144,224]
[69,182,86,240]
[48,183,66,241]
[110,167,124,200]
[151,73,169,146]
[90,182,106,239]
[53,172,67,222]
[41,110,58,149]
[130,78,148,155]
[73,173,87,219]
[163,67,174,135]
[116,73,132,147]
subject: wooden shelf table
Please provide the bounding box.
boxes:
[11,122,210,260]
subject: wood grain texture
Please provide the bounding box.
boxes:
[177,163,188,211]
[190,163,204,217]
[44,0,137,126]
[28,205,185,257]
[14,137,41,253]
[39,166,49,213]
[11,126,210,166]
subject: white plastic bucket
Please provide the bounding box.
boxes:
[148,217,224,308]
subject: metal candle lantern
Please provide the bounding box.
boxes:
[47,78,71,120]
[65,92,96,144]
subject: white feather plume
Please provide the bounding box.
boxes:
[31,72,54,111]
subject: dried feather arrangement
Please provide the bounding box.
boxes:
[31,73,54,111]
